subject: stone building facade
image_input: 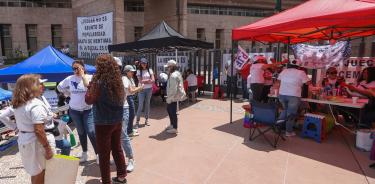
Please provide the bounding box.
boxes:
[0,0,374,59]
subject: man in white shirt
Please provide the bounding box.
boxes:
[186,69,198,102]
[277,60,311,136]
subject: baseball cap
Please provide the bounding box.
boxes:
[164,60,177,68]
[124,65,136,72]
[140,58,148,64]
[254,55,266,62]
[114,57,122,66]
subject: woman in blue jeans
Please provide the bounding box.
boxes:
[57,60,97,163]
[277,61,311,136]
[135,58,155,128]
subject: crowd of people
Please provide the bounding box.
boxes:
[227,55,375,137]
[0,54,186,184]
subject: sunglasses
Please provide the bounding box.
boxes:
[72,67,79,71]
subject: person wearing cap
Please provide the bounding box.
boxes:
[121,65,144,172]
[277,60,311,137]
[248,55,287,102]
[57,60,97,163]
[165,60,186,134]
[135,58,155,127]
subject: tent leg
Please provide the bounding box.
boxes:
[230,41,237,124]
[287,37,291,60]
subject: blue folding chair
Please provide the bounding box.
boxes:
[249,100,285,148]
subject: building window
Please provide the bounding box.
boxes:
[51,24,63,49]
[26,24,37,56]
[124,1,144,12]
[187,4,274,17]
[215,29,223,49]
[134,26,143,41]
[0,0,72,8]
[0,24,13,58]
[197,28,205,41]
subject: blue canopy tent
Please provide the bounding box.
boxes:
[0,88,12,101]
[0,45,96,83]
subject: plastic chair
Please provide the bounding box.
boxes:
[249,100,285,148]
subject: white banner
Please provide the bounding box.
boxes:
[234,46,250,70]
[291,41,351,69]
[156,56,188,74]
[77,12,113,59]
[43,90,58,109]
[337,57,375,84]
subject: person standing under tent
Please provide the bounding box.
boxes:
[0,74,54,184]
[277,60,311,137]
[57,60,97,163]
[249,55,287,102]
[135,58,155,128]
[240,62,251,102]
[85,54,127,184]
[165,60,186,134]
[224,59,238,99]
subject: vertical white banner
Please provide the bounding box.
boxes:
[77,12,113,59]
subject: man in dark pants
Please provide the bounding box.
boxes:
[164,60,186,134]
[225,59,238,99]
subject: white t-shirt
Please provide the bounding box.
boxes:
[57,75,92,111]
[14,98,49,145]
[278,68,310,97]
[249,63,265,84]
[122,77,132,107]
[186,74,197,86]
[137,69,154,89]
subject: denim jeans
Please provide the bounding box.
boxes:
[55,139,71,156]
[136,88,152,122]
[278,95,301,133]
[95,123,126,184]
[241,78,248,99]
[127,95,135,134]
[167,102,178,129]
[122,107,134,159]
[69,109,97,153]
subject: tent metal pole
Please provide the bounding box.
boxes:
[176,48,180,112]
[230,41,237,124]
[277,42,281,61]
[287,37,291,60]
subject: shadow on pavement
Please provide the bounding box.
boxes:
[149,131,177,141]
[213,119,375,179]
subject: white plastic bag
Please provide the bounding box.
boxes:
[45,154,79,184]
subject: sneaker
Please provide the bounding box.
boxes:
[242,98,248,102]
[166,128,178,134]
[285,132,296,137]
[96,154,99,165]
[165,125,173,131]
[145,120,150,126]
[127,159,135,172]
[79,152,88,163]
[112,177,127,184]
[129,131,140,137]
[134,122,139,129]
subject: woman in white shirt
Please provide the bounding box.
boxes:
[0,74,53,184]
[277,61,311,136]
[135,58,155,127]
[57,60,97,163]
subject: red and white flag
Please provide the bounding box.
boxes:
[234,46,249,70]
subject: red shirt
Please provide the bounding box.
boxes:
[240,63,251,80]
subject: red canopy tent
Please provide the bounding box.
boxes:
[232,0,375,44]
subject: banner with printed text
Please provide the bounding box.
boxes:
[291,41,351,69]
[234,46,250,70]
[156,56,188,74]
[77,12,113,59]
[337,57,375,84]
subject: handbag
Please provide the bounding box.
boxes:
[85,82,100,105]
